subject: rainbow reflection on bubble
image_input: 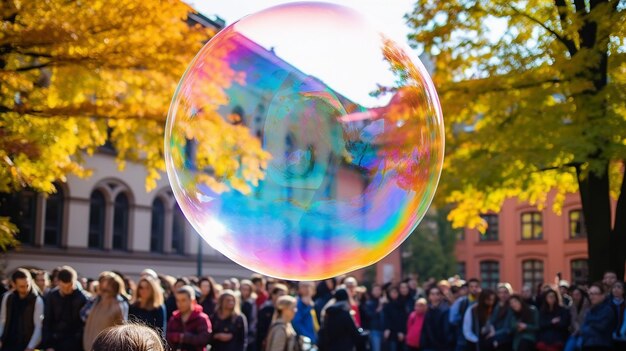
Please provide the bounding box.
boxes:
[165,2,444,280]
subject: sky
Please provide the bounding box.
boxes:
[190,0,417,47]
[188,1,420,107]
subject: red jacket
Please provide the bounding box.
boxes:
[167,304,212,351]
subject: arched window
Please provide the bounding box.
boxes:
[44,184,64,247]
[172,204,185,255]
[112,193,129,251]
[0,190,36,245]
[88,190,106,249]
[571,259,589,286]
[150,198,165,253]
[480,260,500,289]
[522,259,544,290]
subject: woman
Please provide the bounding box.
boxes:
[317,288,362,351]
[406,298,428,351]
[129,277,167,336]
[536,289,570,351]
[82,271,129,351]
[211,290,248,351]
[490,283,513,350]
[580,284,616,351]
[91,324,165,351]
[508,294,539,351]
[383,285,407,351]
[611,281,626,349]
[564,287,590,351]
[198,276,219,317]
[363,284,386,351]
[463,289,497,351]
[265,295,299,351]
[240,279,258,351]
[420,286,453,351]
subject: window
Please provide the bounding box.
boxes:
[150,198,165,253]
[480,214,499,241]
[0,191,37,245]
[88,190,106,249]
[44,184,64,247]
[571,259,589,286]
[569,210,587,239]
[112,193,129,250]
[172,204,185,255]
[457,262,466,280]
[522,260,544,290]
[521,212,543,240]
[480,260,500,289]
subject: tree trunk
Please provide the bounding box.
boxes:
[611,170,626,279]
[577,164,613,282]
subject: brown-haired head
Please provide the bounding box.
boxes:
[91,324,164,351]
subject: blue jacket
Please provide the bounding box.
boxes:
[362,299,385,331]
[581,300,616,348]
[421,304,453,350]
[292,298,318,343]
[449,296,475,347]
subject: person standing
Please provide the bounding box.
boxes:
[166,285,212,351]
[198,277,219,317]
[210,290,248,351]
[40,265,88,351]
[450,278,481,351]
[363,284,385,351]
[383,285,407,351]
[265,296,299,351]
[406,298,427,351]
[536,288,570,351]
[564,287,590,351]
[490,283,513,351]
[580,284,615,351]
[610,281,626,350]
[508,295,539,351]
[292,281,319,345]
[0,268,44,351]
[317,288,362,351]
[82,271,129,351]
[239,279,257,351]
[420,286,453,351]
[257,284,288,351]
[463,289,497,351]
[129,276,167,336]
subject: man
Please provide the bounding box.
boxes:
[33,270,50,296]
[0,268,45,351]
[166,285,211,351]
[559,280,572,307]
[292,281,319,344]
[256,283,288,351]
[40,265,88,351]
[449,278,481,351]
[251,274,269,308]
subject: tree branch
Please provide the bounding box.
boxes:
[507,4,578,55]
[441,77,563,94]
[8,62,51,72]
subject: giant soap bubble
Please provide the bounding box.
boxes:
[165,2,444,280]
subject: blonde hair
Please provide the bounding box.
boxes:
[272,295,297,322]
[91,323,164,351]
[134,277,164,310]
[98,271,126,297]
[217,289,241,317]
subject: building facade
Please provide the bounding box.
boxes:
[455,192,590,291]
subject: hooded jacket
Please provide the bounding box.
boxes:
[167,304,212,351]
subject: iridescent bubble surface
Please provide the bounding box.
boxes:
[165,2,444,280]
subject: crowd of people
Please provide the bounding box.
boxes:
[0,265,625,351]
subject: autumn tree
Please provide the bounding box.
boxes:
[0,1,269,245]
[407,0,625,281]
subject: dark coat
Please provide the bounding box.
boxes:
[420,304,452,351]
[580,300,616,348]
[40,287,89,351]
[383,299,407,336]
[167,304,212,351]
[362,299,384,331]
[318,302,362,351]
[537,306,571,345]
